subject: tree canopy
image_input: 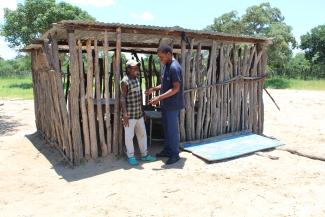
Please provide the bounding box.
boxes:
[206,3,296,74]
[0,0,95,49]
[300,24,325,65]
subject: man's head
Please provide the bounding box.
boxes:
[126,59,140,77]
[157,44,173,65]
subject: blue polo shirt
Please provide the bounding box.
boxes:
[160,59,185,111]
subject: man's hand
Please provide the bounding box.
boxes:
[145,87,154,96]
[121,113,129,127]
[148,96,160,106]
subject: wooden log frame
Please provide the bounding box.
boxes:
[28,27,269,166]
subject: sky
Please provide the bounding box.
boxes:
[0,0,324,59]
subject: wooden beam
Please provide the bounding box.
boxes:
[68,30,83,165]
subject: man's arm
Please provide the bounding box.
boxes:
[149,82,180,106]
[120,82,129,127]
[145,84,161,96]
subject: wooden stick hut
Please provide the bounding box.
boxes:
[23,20,270,166]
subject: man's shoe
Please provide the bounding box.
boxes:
[141,155,156,162]
[127,156,139,166]
[156,150,169,158]
[165,156,180,165]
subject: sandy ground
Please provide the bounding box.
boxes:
[0,89,325,217]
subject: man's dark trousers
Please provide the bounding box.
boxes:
[162,109,180,158]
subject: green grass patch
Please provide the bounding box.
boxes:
[265,77,325,90]
[0,76,34,99]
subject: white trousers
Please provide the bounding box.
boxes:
[124,117,148,158]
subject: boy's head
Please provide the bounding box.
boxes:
[126,59,140,77]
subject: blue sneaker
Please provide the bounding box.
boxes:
[141,155,156,162]
[127,156,139,166]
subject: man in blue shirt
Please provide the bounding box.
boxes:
[145,44,185,165]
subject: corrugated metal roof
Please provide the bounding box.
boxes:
[56,20,270,42]
[23,20,271,51]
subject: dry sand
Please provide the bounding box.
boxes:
[0,89,325,217]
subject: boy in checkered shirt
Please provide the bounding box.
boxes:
[120,59,156,165]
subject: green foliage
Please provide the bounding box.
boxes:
[0,55,31,77]
[1,0,95,49]
[300,24,325,66]
[264,77,290,89]
[284,53,311,79]
[206,11,243,34]
[206,3,296,75]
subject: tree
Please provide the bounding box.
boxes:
[300,24,325,65]
[0,55,32,77]
[0,0,95,49]
[300,25,325,79]
[206,3,296,75]
[206,11,243,34]
[284,53,311,79]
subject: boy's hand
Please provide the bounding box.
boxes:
[121,113,129,127]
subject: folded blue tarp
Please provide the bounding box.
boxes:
[182,131,282,162]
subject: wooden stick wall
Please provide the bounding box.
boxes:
[179,39,266,142]
[30,31,267,165]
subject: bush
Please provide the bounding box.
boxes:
[264,77,290,89]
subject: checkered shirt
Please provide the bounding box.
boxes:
[121,75,143,119]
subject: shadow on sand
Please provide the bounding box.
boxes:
[25,132,186,182]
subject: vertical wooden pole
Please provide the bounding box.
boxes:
[104,31,112,153]
[113,27,122,155]
[77,40,91,159]
[86,39,98,159]
[195,43,204,140]
[68,30,83,165]
[209,41,218,136]
[52,34,73,160]
[94,38,108,156]
[185,39,193,141]
[179,38,186,142]
[218,44,224,135]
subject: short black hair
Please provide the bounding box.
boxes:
[157,44,173,54]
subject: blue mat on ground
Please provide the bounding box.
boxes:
[182,131,283,162]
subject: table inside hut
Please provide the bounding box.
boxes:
[144,110,164,146]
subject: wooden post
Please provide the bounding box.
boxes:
[195,43,204,140]
[179,38,186,142]
[218,44,225,135]
[77,40,91,159]
[112,27,122,155]
[209,41,218,136]
[68,30,83,165]
[104,31,112,153]
[86,39,98,159]
[184,39,193,141]
[94,38,108,156]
